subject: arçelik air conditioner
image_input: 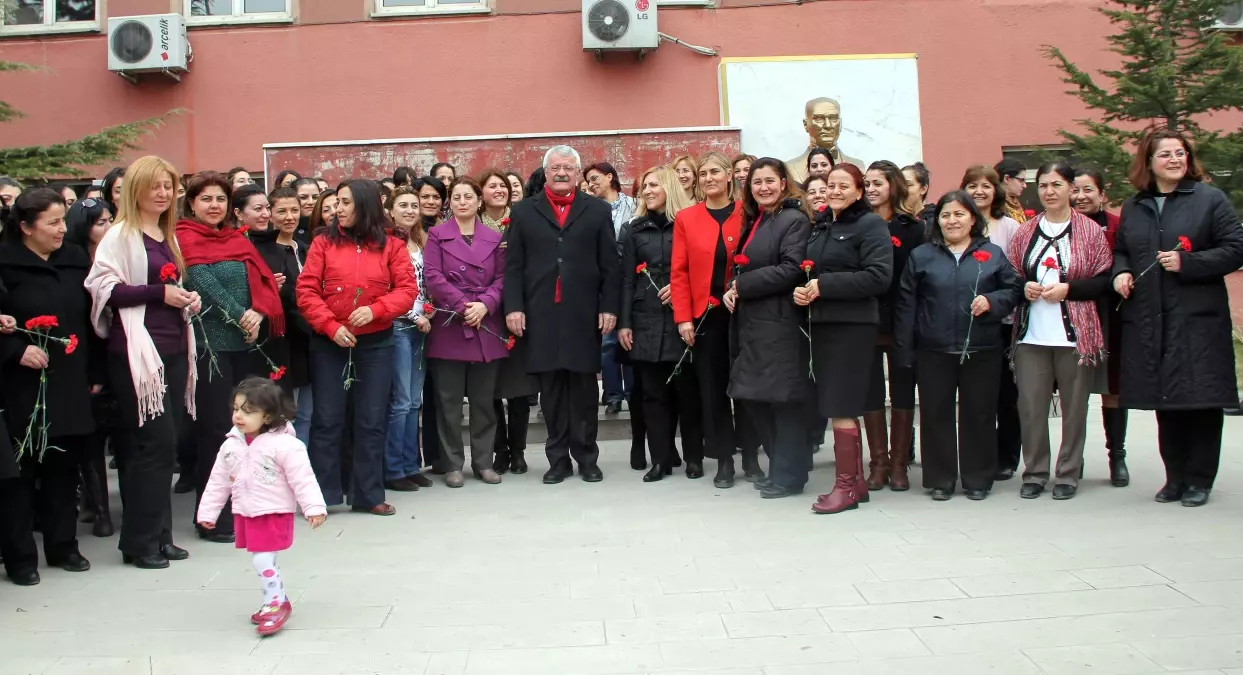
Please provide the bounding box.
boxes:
[107,14,190,82]
[1214,1,1243,29]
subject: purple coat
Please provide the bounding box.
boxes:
[424,218,509,363]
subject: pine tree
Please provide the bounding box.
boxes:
[0,60,173,181]
[1043,0,1243,209]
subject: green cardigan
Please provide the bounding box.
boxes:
[185,260,252,353]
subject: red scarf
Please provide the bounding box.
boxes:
[176,219,286,336]
[545,186,575,227]
[544,188,577,303]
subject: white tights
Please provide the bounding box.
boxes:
[252,552,287,608]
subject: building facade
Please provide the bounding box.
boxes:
[0,0,1239,194]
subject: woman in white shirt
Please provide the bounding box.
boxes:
[382,186,433,492]
[960,165,1023,481]
[1005,162,1112,501]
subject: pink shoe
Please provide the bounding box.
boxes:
[255,601,293,635]
[251,600,292,625]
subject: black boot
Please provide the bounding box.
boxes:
[1103,407,1130,487]
[510,449,528,475]
[494,450,511,476]
[80,442,115,537]
[740,446,765,482]
[713,455,736,488]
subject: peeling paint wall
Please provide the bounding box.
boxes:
[264,129,741,186]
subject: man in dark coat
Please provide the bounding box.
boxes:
[505,145,620,483]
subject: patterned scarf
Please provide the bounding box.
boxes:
[1006,210,1111,365]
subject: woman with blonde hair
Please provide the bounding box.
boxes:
[671,151,757,487]
[85,156,201,569]
[619,166,703,481]
[672,155,702,203]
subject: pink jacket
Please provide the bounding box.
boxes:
[196,423,327,522]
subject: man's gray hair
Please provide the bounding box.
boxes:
[543,145,582,170]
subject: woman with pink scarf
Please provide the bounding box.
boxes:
[85,156,201,570]
[1007,161,1112,501]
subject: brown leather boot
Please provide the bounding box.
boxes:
[889,408,915,491]
[861,411,889,490]
[812,428,866,514]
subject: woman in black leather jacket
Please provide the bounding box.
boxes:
[797,164,894,515]
[894,191,1021,501]
[618,166,704,482]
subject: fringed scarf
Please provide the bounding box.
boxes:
[1007,210,1112,365]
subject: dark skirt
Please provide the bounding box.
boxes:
[812,322,878,418]
[494,336,539,400]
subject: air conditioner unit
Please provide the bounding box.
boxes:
[582,0,658,52]
[1215,0,1243,29]
[107,14,190,83]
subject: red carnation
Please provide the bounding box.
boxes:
[159,263,178,284]
[424,304,437,318]
[800,260,814,273]
[500,217,511,227]
[816,204,828,213]
[1178,235,1192,252]
[891,236,901,248]
[1043,256,1059,270]
[25,315,58,331]
[636,262,648,275]
[706,297,720,309]
[505,336,516,350]
[1024,209,1036,218]
[65,334,79,355]
[270,366,287,381]
[972,250,992,263]
[734,254,750,267]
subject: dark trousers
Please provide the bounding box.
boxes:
[600,332,633,403]
[308,337,394,508]
[690,309,736,459]
[494,397,531,453]
[109,353,186,558]
[0,435,84,575]
[538,369,600,469]
[192,349,253,535]
[745,400,811,490]
[634,361,705,466]
[917,349,1002,491]
[422,368,442,469]
[629,365,648,464]
[996,325,1021,471]
[430,359,500,472]
[1156,408,1224,489]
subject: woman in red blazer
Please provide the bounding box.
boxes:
[670,152,762,488]
[296,179,417,517]
[1072,167,1128,488]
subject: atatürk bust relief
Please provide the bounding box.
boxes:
[784,96,864,184]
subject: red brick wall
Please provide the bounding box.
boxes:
[1229,271,1243,330]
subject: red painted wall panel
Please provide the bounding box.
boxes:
[263,128,741,187]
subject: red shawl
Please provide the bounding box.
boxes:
[1006,210,1110,365]
[176,219,286,336]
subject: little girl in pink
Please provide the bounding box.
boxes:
[197,377,327,636]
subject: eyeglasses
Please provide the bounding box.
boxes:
[1154,150,1187,161]
[548,164,578,174]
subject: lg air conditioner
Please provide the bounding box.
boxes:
[1214,1,1243,29]
[582,0,658,54]
[107,14,190,83]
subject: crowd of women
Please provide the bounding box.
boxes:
[0,125,1240,588]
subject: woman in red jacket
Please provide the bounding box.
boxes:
[670,152,761,488]
[296,179,417,516]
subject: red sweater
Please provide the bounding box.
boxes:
[671,202,743,324]
[296,235,418,341]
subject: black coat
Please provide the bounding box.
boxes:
[1112,180,1243,410]
[0,277,15,481]
[504,191,621,374]
[893,237,1021,368]
[250,228,310,389]
[806,198,894,325]
[728,199,813,403]
[878,212,926,336]
[619,212,682,363]
[0,242,100,443]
